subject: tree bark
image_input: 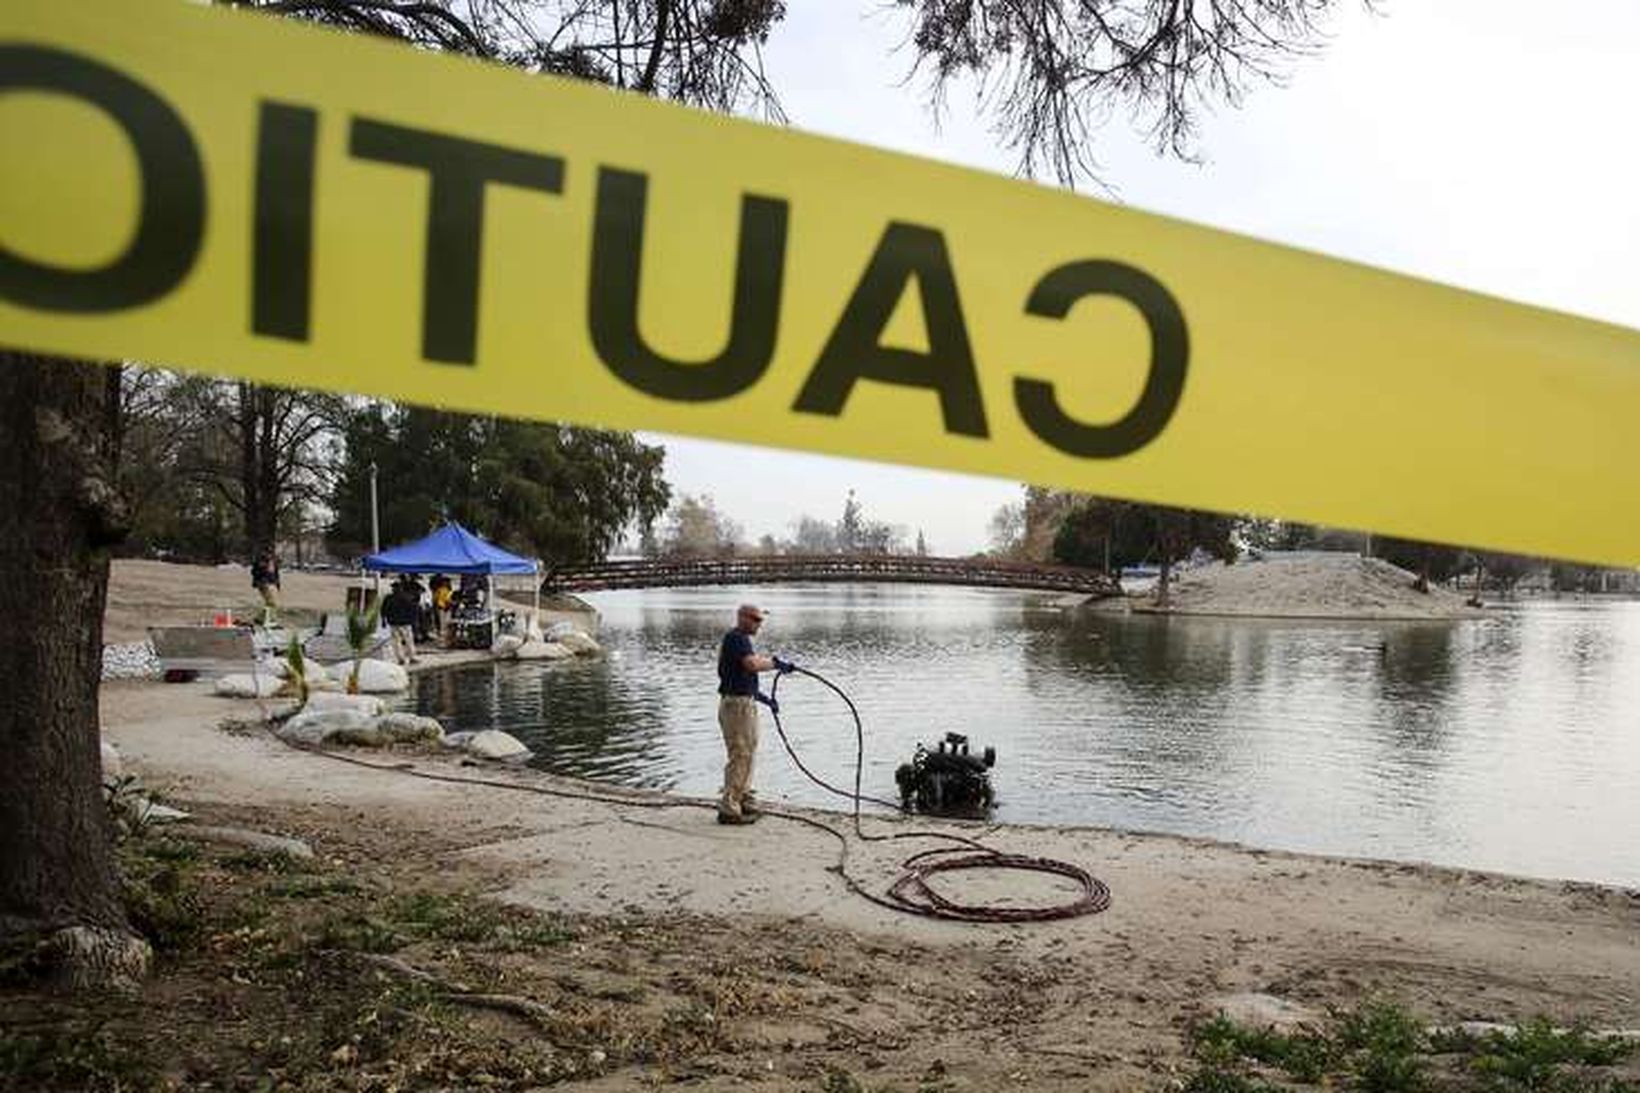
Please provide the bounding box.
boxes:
[0,350,150,989]
[237,382,274,559]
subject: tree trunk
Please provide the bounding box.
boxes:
[1155,558,1173,607]
[0,351,150,989]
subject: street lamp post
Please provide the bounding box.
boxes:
[369,461,381,595]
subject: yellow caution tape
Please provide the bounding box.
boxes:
[2,0,1637,564]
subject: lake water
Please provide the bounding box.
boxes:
[399,586,1640,887]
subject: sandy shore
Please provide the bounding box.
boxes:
[98,678,1640,1085]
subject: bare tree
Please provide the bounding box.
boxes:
[897,0,1346,184]
[251,0,1349,185]
[247,0,790,118]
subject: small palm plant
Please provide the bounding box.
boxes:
[345,600,381,695]
[284,634,309,706]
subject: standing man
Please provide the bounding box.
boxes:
[716,603,794,825]
[250,551,280,626]
[381,579,419,665]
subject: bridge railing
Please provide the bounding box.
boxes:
[545,554,1120,595]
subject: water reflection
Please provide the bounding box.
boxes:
[397,587,1640,886]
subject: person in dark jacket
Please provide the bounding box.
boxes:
[381,579,420,665]
[250,552,280,625]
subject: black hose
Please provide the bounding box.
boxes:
[767,666,902,813]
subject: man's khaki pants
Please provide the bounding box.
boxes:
[256,583,278,626]
[718,695,759,818]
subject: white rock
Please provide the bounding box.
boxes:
[441,731,476,749]
[464,729,531,760]
[214,673,286,698]
[350,658,410,693]
[1211,992,1323,1031]
[491,633,525,658]
[374,712,444,744]
[176,824,313,859]
[134,800,190,824]
[276,709,376,747]
[270,656,329,683]
[301,692,385,716]
[100,640,162,681]
[100,740,122,779]
[558,631,601,656]
[514,640,573,661]
[544,621,580,642]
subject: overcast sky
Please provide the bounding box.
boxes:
[648,1,1640,555]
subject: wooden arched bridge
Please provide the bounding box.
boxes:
[545,554,1120,596]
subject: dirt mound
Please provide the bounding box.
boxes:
[1147,550,1483,619]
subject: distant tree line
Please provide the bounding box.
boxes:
[988,486,1629,604]
[330,403,669,569]
[109,369,671,570]
[647,489,930,559]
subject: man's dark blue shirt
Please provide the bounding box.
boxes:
[718,628,757,696]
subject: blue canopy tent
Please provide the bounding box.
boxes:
[362,522,538,577]
[361,523,540,638]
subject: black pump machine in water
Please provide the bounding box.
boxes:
[894,731,997,816]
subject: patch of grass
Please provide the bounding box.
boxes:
[387,890,574,951]
[0,1026,160,1093]
[390,891,495,943]
[266,873,362,900]
[316,912,406,954]
[138,838,201,864]
[1184,1004,1637,1092]
[820,1066,866,1093]
[220,848,300,874]
[1336,999,1428,1091]
[1182,1068,1286,1093]
[1468,1018,1636,1090]
[119,853,205,953]
[1193,1013,1336,1082]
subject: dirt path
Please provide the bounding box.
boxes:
[97,680,1640,1089]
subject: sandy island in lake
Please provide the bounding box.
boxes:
[82,559,1638,1089]
[1106,551,1487,619]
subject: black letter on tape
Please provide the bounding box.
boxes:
[1014,260,1188,458]
[253,102,318,341]
[794,223,987,438]
[590,168,787,401]
[0,46,204,312]
[350,119,564,364]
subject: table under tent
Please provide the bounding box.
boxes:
[361,523,541,650]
